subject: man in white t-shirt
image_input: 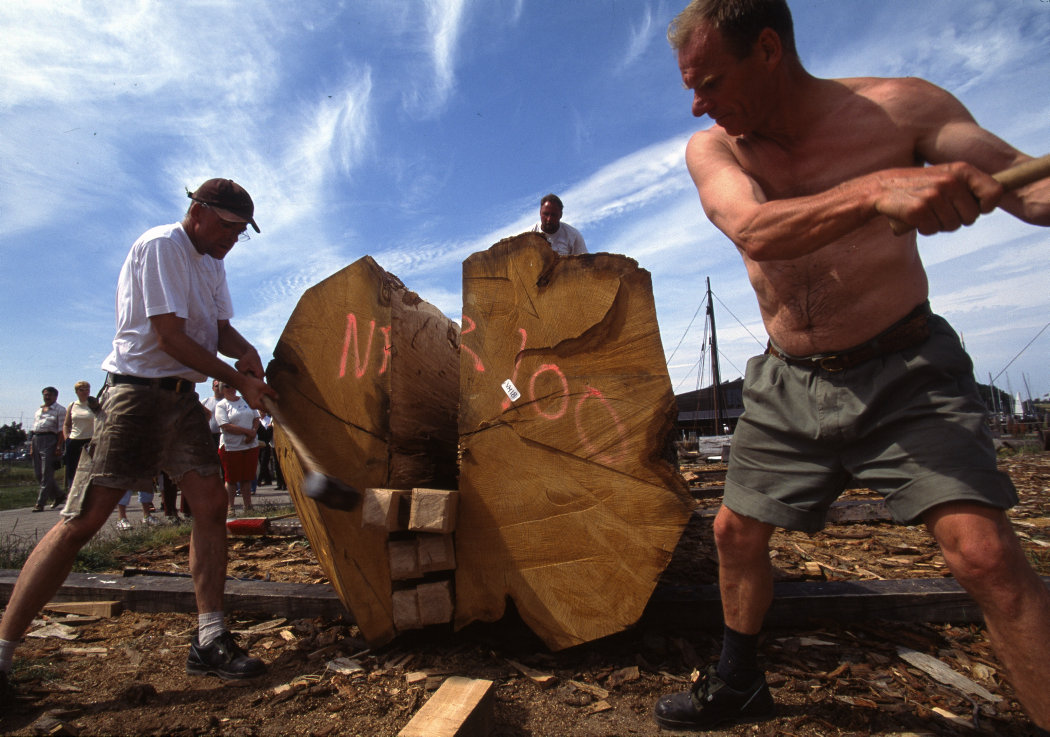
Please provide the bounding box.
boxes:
[531,193,588,255]
[0,178,277,691]
[201,378,224,450]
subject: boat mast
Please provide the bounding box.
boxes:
[706,277,725,434]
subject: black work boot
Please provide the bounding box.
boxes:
[186,631,266,680]
[654,665,774,731]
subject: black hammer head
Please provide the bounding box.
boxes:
[303,472,361,511]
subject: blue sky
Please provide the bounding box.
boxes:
[2,0,1049,426]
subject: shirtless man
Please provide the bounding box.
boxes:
[654,0,1050,732]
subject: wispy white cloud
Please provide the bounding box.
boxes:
[618,5,655,72]
[398,0,470,117]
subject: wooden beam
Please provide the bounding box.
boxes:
[9,570,1047,631]
[397,676,494,737]
[647,576,1050,628]
[0,570,345,620]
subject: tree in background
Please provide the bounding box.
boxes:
[0,422,27,452]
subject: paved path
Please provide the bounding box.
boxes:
[0,482,294,544]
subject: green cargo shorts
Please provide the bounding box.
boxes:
[64,382,221,518]
[724,314,1017,532]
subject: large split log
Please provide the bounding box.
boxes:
[267,256,459,645]
[456,233,693,650]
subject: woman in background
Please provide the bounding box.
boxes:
[63,380,99,499]
[215,383,260,517]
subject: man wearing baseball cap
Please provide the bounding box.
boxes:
[0,178,277,693]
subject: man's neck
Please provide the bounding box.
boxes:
[747,62,828,148]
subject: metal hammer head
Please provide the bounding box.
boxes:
[303,472,361,511]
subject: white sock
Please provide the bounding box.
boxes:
[197,612,225,647]
[0,638,17,674]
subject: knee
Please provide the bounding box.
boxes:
[713,508,773,559]
[941,528,1027,597]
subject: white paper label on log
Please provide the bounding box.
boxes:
[501,379,521,402]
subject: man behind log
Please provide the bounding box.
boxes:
[0,178,278,696]
[654,0,1050,732]
[531,193,588,255]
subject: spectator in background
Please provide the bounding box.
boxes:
[201,378,223,452]
[30,387,66,512]
[216,383,260,516]
[116,487,159,530]
[256,409,274,486]
[531,193,587,255]
[63,381,100,498]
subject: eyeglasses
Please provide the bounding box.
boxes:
[198,202,251,241]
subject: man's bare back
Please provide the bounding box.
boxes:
[678,22,1043,355]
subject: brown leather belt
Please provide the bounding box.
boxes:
[107,373,196,393]
[766,302,932,372]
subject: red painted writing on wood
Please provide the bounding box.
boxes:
[465,323,628,464]
[339,312,391,379]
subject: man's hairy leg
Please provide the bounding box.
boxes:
[0,484,125,642]
[926,502,1050,727]
[713,506,776,633]
[178,470,228,614]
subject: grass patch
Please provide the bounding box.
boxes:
[0,504,300,572]
[0,485,39,511]
[0,462,45,511]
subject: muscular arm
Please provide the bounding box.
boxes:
[688,132,1002,260]
[688,78,1046,260]
[150,314,275,410]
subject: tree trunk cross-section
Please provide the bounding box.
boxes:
[267,256,459,645]
[456,234,693,650]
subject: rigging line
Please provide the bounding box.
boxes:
[991,319,1050,386]
[674,355,702,393]
[713,292,766,349]
[665,297,706,365]
[716,349,744,379]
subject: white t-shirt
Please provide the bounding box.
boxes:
[215,396,259,452]
[201,395,221,434]
[101,222,234,382]
[531,221,587,256]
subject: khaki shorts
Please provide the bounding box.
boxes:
[65,383,221,518]
[724,314,1017,532]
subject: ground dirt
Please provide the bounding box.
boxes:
[2,451,1049,736]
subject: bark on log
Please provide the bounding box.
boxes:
[266,256,459,645]
[456,234,693,650]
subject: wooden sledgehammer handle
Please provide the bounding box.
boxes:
[891,153,1050,235]
[992,153,1050,190]
[261,395,322,474]
[261,395,361,511]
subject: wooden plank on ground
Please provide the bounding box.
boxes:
[10,571,1047,631]
[647,576,1050,628]
[44,600,123,617]
[397,676,494,737]
[0,571,345,620]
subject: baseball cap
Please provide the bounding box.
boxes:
[187,178,260,233]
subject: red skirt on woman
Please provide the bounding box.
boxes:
[218,446,260,484]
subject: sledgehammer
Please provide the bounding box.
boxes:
[261,396,361,512]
